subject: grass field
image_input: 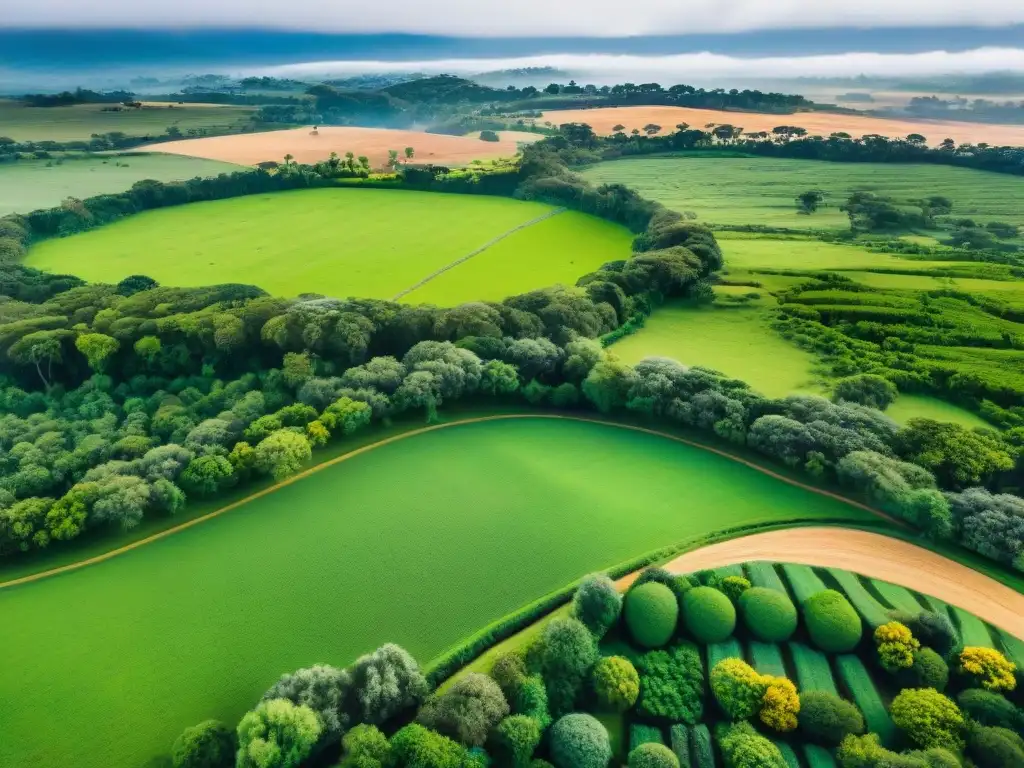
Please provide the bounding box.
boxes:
[0,418,879,768]
[610,303,823,398]
[24,188,628,302]
[581,156,1024,231]
[0,154,244,215]
[0,99,256,142]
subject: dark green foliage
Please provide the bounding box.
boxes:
[739,587,798,642]
[899,648,949,692]
[957,689,1024,731]
[417,673,509,747]
[492,715,541,767]
[628,743,679,768]
[512,675,551,730]
[669,726,690,768]
[341,725,393,768]
[832,374,898,411]
[549,714,612,768]
[348,644,429,726]
[798,691,866,747]
[571,573,623,639]
[536,618,598,717]
[490,653,528,700]
[480,131,500,142]
[803,591,863,653]
[171,720,235,768]
[689,725,715,768]
[897,610,960,658]
[625,582,679,648]
[682,587,736,644]
[896,419,1015,490]
[390,724,468,768]
[966,724,1024,768]
[262,663,351,742]
[715,722,787,768]
[630,724,664,750]
[635,643,705,723]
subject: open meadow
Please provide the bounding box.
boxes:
[147,125,529,168]
[0,99,256,142]
[0,153,244,215]
[581,155,1024,231]
[23,187,630,301]
[0,417,882,768]
[542,105,1024,146]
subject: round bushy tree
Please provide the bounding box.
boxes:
[760,677,800,733]
[716,722,787,768]
[538,617,598,717]
[627,743,679,768]
[899,648,949,691]
[571,574,623,639]
[513,675,552,730]
[236,699,322,768]
[833,374,898,410]
[171,720,235,768]
[625,582,679,648]
[262,664,350,743]
[347,644,428,725]
[957,688,1024,731]
[549,714,611,768]
[891,688,965,751]
[710,658,766,720]
[966,724,1024,768]
[417,673,509,747]
[340,725,391,768]
[803,590,862,653]
[389,723,467,768]
[682,587,736,643]
[493,715,542,768]
[491,653,528,699]
[874,621,920,672]
[739,588,798,642]
[591,656,640,711]
[958,647,1017,692]
[798,691,865,747]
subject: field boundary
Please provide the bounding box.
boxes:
[392,207,567,300]
[0,413,902,591]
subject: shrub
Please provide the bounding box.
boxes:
[628,743,679,768]
[711,658,766,720]
[390,723,467,768]
[957,688,1024,730]
[760,677,800,733]
[340,725,392,768]
[171,720,235,768]
[635,643,705,723]
[592,656,640,711]
[348,644,429,725]
[236,699,323,768]
[512,675,551,730]
[417,673,509,747]
[890,689,965,751]
[833,374,898,410]
[625,582,679,648]
[720,576,751,605]
[549,714,611,768]
[682,587,736,643]
[739,587,798,642]
[537,618,598,717]
[836,733,924,768]
[803,590,862,653]
[958,647,1017,692]
[491,653,528,699]
[874,622,920,672]
[480,131,500,142]
[493,715,541,768]
[899,648,949,692]
[966,724,1024,768]
[716,721,787,768]
[798,691,865,747]
[908,610,959,657]
[572,574,623,639]
[262,664,350,742]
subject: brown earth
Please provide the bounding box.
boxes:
[620,526,1024,638]
[146,125,527,168]
[541,105,1024,147]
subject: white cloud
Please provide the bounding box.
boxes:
[5,0,1024,36]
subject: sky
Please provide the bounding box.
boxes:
[6,0,1024,37]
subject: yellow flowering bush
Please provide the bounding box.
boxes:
[760,677,800,732]
[958,647,1017,692]
[874,622,920,672]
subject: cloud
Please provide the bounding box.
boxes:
[5,0,1024,36]
[265,47,1024,83]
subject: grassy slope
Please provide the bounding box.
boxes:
[402,211,633,305]
[0,418,879,768]
[580,156,1024,230]
[25,188,564,299]
[0,154,244,215]
[0,99,256,142]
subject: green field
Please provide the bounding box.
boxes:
[581,156,1024,231]
[0,418,881,768]
[0,99,256,142]
[610,303,823,398]
[0,154,244,215]
[24,188,629,302]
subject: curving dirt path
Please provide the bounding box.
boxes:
[638,527,1024,638]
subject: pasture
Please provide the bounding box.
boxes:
[24,188,628,302]
[0,154,243,215]
[0,99,256,142]
[149,125,527,168]
[542,105,1024,147]
[581,156,1024,231]
[0,417,880,768]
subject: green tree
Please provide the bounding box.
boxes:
[321,397,373,435]
[798,691,865,747]
[75,333,119,372]
[416,673,508,747]
[890,688,965,751]
[254,430,312,481]
[571,573,623,638]
[180,455,236,497]
[236,698,322,768]
[896,418,1015,489]
[8,330,69,388]
[549,714,611,768]
[389,723,466,768]
[591,656,640,711]
[493,715,541,767]
[796,190,825,214]
[832,374,899,410]
[171,719,235,768]
[282,352,314,389]
[340,725,392,768]
[404,147,415,160]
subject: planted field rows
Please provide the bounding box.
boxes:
[788,642,839,696]
[835,655,897,747]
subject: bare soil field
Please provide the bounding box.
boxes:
[146,125,526,168]
[541,105,1024,146]
[638,526,1024,637]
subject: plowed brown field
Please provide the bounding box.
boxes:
[146,125,528,168]
[541,106,1024,147]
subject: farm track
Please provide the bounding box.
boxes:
[644,527,1024,638]
[392,207,567,300]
